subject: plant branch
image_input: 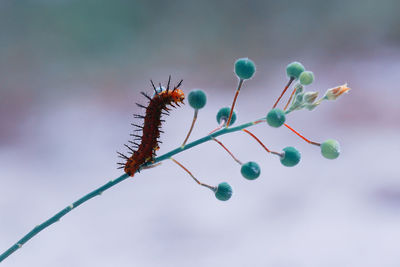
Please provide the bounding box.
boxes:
[0,117,265,262]
[0,173,130,262]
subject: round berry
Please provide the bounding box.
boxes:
[188,89,207,109]
[299,71,314,85]
[286,62,305,80]
[321,139,340,159]
[280,146,301,167]
[266,108,286,128]
[214,182,233,201]
[241,161,261,180]
[216,107,237,125]
[234,58,256,80]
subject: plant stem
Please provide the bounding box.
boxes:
[0,173,130,262]
[147,117,264,166]
[0,117,265,262]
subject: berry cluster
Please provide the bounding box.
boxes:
[179,58,349,201]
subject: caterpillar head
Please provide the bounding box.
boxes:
[170,88,185,104]
[170,79,185,104]
[155,78,185,105]
[159,79,185,104]
[158,88,185,105]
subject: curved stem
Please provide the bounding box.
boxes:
[170,157,215,191]
[0,117,265,262]
[181,109,198,147]
[212,137,242,165]
[0,173,130,262]
[148,117,265,165]
[273,77,294,109]
[226,79,244,127]
[284,87,297,111]
[284,123,321,146]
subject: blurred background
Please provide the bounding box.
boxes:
[1,0,399,266]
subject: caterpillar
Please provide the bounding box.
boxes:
[118,77,185,176]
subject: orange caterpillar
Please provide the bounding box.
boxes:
[118,77,185,176]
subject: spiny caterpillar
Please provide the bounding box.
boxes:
[118,77,184,176]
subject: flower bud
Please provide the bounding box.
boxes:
[303,91,319,104]
[324,84,350,100]
[286,92,305,113]
[294,84,304,94]
[305,103,320,111]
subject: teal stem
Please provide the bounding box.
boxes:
[145,117,265,166]
[0,173,130,262]
[0,117,265,262]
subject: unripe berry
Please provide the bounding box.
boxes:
[266,108,286,128]
[188,89,207,109]
[299,71,314,85]
[214,182,233,201]
[280,147,301,167]
[286,61,305,80]
[241,161,261,180]
[321,139,340,159]
[216,107,237,125]
[234,58,256,80]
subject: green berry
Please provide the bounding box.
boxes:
[286,62,305,80]
[188,89,207,109]
[241,161,261,180]
[234,58,256,80]
[321,139,340,159]
[266,108,286,128]
[216,107,237,125]
[299,71,314,85]
[215,182,233,201]
[280,147,301,167]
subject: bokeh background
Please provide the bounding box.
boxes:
[1,0,399,266]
